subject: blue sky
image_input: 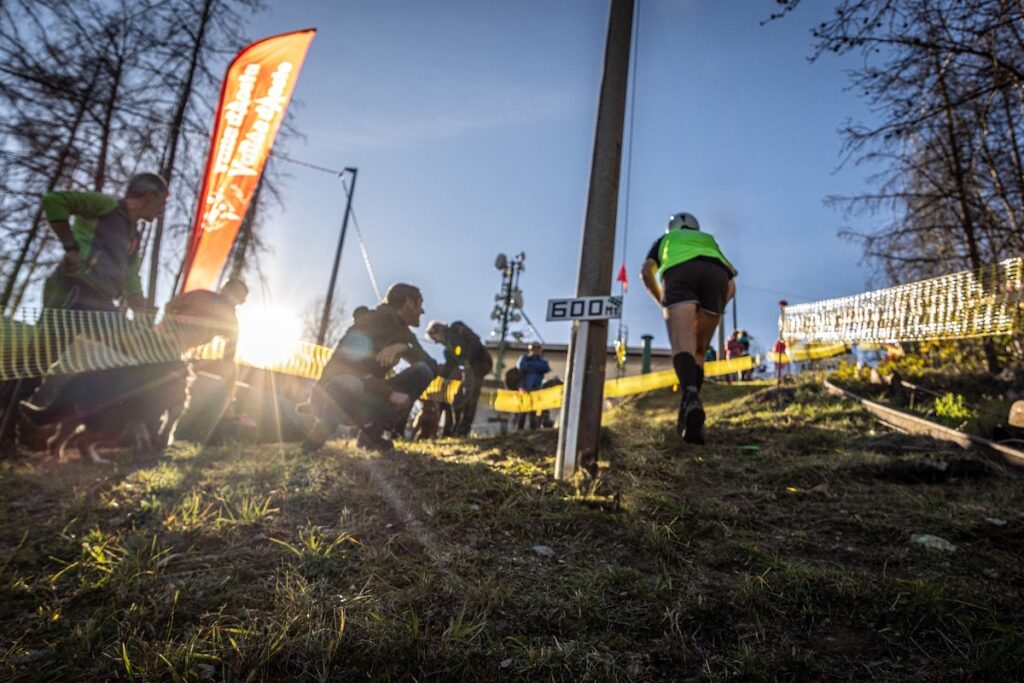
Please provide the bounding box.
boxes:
[243,0,880,361]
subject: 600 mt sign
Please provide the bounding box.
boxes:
[546,295,622,322]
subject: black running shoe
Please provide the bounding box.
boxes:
[679,392,706,445]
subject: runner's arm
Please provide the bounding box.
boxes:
[641,258,662,305]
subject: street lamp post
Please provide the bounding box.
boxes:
[317,167,358,347]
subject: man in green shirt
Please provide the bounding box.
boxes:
[641,211,736,445]
[42,172,168,314]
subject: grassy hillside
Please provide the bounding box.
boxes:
[1,380,1022,680]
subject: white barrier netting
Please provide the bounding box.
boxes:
[0,308,237,380]
[781,258,1024,344]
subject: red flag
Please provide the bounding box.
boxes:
[616,262,629,292]
[181,29,316,293]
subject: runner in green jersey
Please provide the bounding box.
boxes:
[641,212,736,445]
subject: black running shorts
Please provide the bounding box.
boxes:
[661,257,732,314]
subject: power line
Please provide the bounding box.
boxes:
[269,152,346,177]
[341,176,382,301]
[617,0,641,342]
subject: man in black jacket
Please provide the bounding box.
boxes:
[425,320,493,436]
[301,283,436,452]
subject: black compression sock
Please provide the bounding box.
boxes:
[672,352,699,392]
[696,365,704,391]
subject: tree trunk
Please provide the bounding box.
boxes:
[93,50,123,193]
[228,174,262,281]
[0,62,99,314]
[148,0,216,305]
[935,53,1001,373]
[9,232,52,312]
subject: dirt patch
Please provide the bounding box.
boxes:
[750,386,796,408]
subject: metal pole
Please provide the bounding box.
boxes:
[640,333,653,374]
[718,319,726,366]
[555,0,634,480]
[317,167,358,346]
[732,290,738,335]
[494,263,513,380]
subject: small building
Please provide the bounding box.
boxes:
[483,339,674,385]
[470,339,674,435]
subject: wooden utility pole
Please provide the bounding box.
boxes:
[555,0,634,480]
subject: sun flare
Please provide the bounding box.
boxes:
[235,306,304,368]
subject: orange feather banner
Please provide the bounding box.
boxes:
[181,28,316,293]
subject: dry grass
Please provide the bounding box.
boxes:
[1,379,1022,680]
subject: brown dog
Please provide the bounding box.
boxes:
[410,400,441,441]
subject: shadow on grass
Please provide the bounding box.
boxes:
[2,379,1024,681]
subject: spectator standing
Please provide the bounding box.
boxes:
[515,342,550,430]
[641,211,736,444]
[726,331,744,382]
[425,320,493,436]
[739,330,753,380]
[21,174,173,423]
[41,173,168,315]
[773,338,789,379]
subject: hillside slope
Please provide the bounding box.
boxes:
[1,381,1022,680]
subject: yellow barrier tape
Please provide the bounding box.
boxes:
[2,308,760,414]
[771,343,850,364]
[484,355,755,414]
[782,257,1024,344]
[421,375,462,405]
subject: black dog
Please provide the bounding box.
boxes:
[21,360,192,464]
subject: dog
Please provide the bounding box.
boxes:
[19,291,233,464]
[410,399,442,441]
[21,360,192,463]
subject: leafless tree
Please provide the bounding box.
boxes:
[775,0,1024,370]
[0,0,270,313]
[301,297,347,348]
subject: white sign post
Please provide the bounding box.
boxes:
[549,296,622,479]
[546,295,622,322]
